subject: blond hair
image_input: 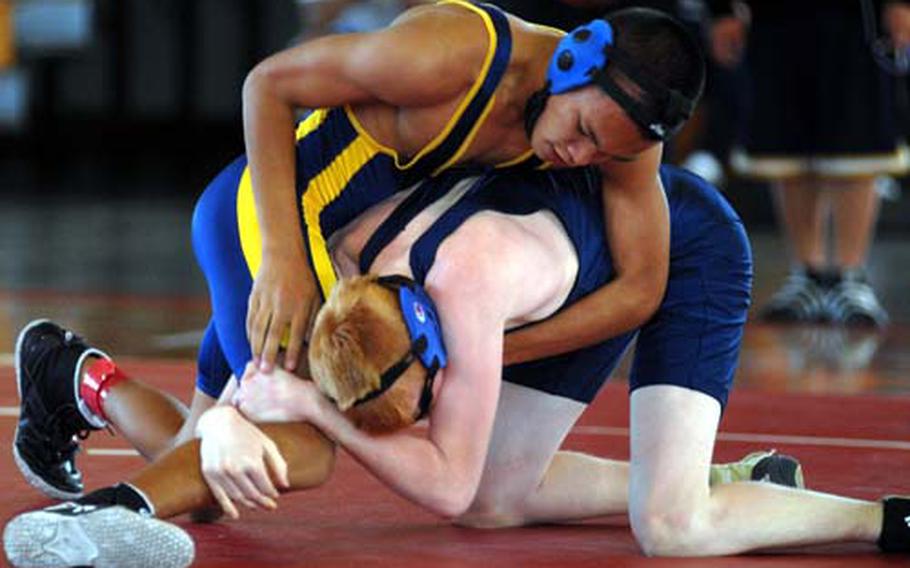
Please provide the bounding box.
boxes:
[308,275,429,434]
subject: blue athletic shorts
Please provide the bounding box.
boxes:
[191,156,254,397]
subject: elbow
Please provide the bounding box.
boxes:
[637,289,663,324]
[242,62,269,107]
[242,57,285,109]
[426,481,476,519]
[630,275,665,326]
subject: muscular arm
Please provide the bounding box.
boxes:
[503,146,669,364]
[241,6,481,370]
[303,238,508,517]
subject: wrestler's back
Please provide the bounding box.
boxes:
[349,2,560,167]
[330,175,578,327]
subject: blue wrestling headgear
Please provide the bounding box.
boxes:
[524,15,699,142]
[351,274,448,420]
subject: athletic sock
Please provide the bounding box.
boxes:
[74,351,110,428]
[77,482,156,517]
[878,496,910,553]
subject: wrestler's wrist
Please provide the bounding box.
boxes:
[301,388,333,427]
[261,239,307,260]
[195,405,242,438]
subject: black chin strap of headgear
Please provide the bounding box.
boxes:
[350,334,438,420]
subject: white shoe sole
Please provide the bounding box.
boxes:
[3,506,195,568]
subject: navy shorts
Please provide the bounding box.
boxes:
[502,167,752,410]
[630,168,753,408]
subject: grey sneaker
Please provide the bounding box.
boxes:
[826,270,889,328]
[3,503,194,568]
[760,269,829,323]
[709,450,805,489]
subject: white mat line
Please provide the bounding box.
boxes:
[0,406,906,452]
[572,426,910,451]
[87,448,140,457]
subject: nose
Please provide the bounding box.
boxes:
[566,140,596,165]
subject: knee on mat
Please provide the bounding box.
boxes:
[454,495,527,529]
[630,504,716,557]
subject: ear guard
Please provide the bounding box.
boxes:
[527,18,696,142]
[351,275,447,421]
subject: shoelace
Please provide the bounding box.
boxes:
[21,328,90,460]
[43,404,90,461]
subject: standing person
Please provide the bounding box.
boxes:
[12,3,708,499]
[709,0,910,326]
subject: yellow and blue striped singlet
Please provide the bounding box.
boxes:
[235,0,539,299]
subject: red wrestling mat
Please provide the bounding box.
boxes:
[2,359,910,567]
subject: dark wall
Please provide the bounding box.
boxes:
[1,0,299,198]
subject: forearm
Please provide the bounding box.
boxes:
[309,397,475,517]
[242,68,306,257]
[503,278,656,365]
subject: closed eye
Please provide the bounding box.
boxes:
[578,117,601,150]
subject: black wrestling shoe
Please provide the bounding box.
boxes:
[13,319,107,500]
[826,269,889,329]
[709,450,805,489]
[878,496,910,553]
[760,269,829,324]
[3,502,194,568]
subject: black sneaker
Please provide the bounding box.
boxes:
[760,269,829,323]
[3,502,194,568]
[826,269,889,328]
[13,319,108,500]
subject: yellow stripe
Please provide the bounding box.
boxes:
[432,93,499,176]
[494,149,536,169]
[295,108,329,140]
[387,0,498,171]
[237,166,262,278]
[344,106,399,159]
[302,137,380,298]
[236,173,294,348]
[236,109,331,279]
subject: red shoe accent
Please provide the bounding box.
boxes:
[80,358,128,422]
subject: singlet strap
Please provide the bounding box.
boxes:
[400,1,512,186]
[408,175,494,283]
[358,173,465,274]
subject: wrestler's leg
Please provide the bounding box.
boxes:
[457,383,800,529]
[456,382,590,528]
[129,421,335,519]
[71,321,228,460]
[2,418,334,568]
[627,385,880,556]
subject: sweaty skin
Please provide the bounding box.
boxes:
[242,2,669,372]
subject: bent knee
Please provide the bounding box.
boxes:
[454,497,527,529]
[630,506,717,557]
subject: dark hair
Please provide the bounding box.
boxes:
[606,8,706,120]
